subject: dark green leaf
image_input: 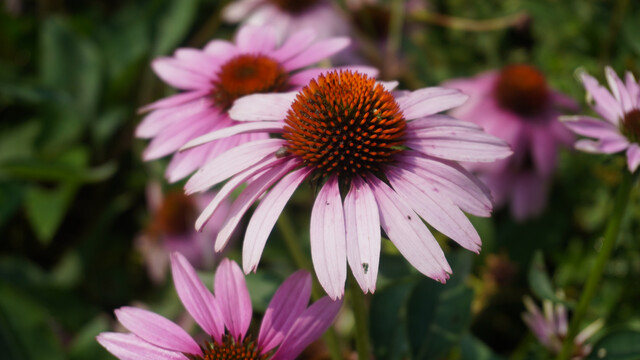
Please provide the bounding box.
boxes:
[528,251,572,306]
[586,329,640,360]
[370,281,414,360]
[152,0,200,56]
[23,184,76,245]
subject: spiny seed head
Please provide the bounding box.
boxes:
[270,0,319,13]
[212,54,289,110]
[187,334,271,360]
[494,64,550,116]
[283,70,406,181]
[621,109,640,143]
[152,192,197,236]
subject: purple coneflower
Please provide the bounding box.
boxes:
[135,183,232,284]
[222,0,349,43]
[444,65,577,220]
[522,296,602,359]
[562,67,640,173]
[181,70,512,299]
[98,253,342,360]
[137,25,363,182]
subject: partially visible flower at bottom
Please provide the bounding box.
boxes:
[522,296,603,359]
[98,254,342,360]
[135,183,232,284]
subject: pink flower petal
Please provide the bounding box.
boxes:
[228,92,297,121]
[114,307,201,355]
[216,159,297,252]
[288,66,379,86]
[97,333,188,360]
[196,156,286,232]
[575,137,629,154]
[368,176,452,282]
[282,37,350,71]
[310,176,347,300]
[170,253,225,343]
[173,48,219,77]
[181,121,285,151]
[560,115,623,139]
[214,259,252,340]
[136,98,211,139]
[139,90,210,114]
[221,0,262,22]
[396,87,469,119]
[269,29,316,63]
[605,66,634,113]
[530,126,559,177]
[243,166,312,273]
[405,127,512,162]
[626,144,640,173]
[581,72,623,124]
[236,25,277,53]
[166,141,221,183]
[271,297,343,360]
[396,152,493,216]
[152,58,211,90]
[624,72,640,105]
[203,40,238,61]
[258,270,312,352]
[143,111,217,160]
[344,176,380,294]
[387,167,481,253]
[406,114,482,132]
[510,173,547,221]
[185,138,286,194]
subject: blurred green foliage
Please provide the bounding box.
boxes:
[0,0,639,359]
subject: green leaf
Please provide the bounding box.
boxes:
[407,252,474,359]
[23,184,76,245]
[0,121,40,163]
[586,329,640,360]
[152,0,200,56]
[370,281,414,360]
[0,159,116,183]
[459,333,505,360]
[528,251,572,306]
[68,315,112,360]
[0,182,24,229]
[0,282,65,360]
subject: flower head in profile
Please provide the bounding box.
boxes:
[182,70,512,299]
[98,253,342,360]
[222,0,349,43]
[137,25,360,182]
[562,67,640,173]
[444,64,577,221]
[522,296,603,359]
[135,183,232,284]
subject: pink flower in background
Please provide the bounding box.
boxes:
[137,25,359,182]
[522,296,602,359]
[444,65,578,221]
[222,0,349,43]
[135,183,231,284]
[181,70,511,299]
[98,254,342,360]
[562,67,640,172]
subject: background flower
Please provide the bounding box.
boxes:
[562,67,640,172]
[98,253,342,360]
[444,64,578,220]
[138,24,356,182]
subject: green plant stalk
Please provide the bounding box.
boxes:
[556,170,635,360]
[349,274,371,360]
[276,213,342,360]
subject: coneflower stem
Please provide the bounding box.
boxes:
[277,212,342,360]
[557,170,636,360]
[349,274,371,360]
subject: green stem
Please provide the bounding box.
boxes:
[408,11,528,32]
[276,213,342,360]
[349,274,371,360]
[556,170,636,360]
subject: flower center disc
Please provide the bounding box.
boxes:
[153,192,197,236]
[283,71,406,180]
[193,334,269,360]
[270,0,319,13]
[494,64,550,116]
[212,54,289,110]
[622,109,640,143]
